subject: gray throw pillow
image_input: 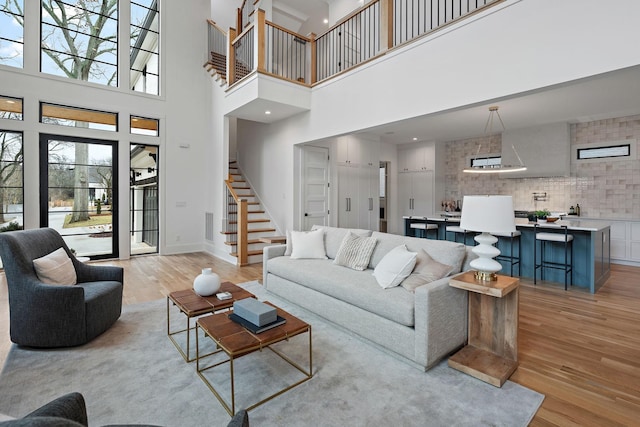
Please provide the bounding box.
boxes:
[401,249,454,292]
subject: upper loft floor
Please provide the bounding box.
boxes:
[207,0,640,144]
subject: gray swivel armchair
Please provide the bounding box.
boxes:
[0,228,123,348]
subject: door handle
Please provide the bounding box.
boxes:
[369,197,373,211]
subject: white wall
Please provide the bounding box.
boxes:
[233,0,640,242]
[0,0,211,257]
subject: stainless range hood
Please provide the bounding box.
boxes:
[501,122,570,178]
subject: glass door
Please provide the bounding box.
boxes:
[40,134,118,259]
[130,144,158,255]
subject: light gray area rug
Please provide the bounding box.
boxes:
[0,281,543,426]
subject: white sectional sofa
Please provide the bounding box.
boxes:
[263,226,476,371]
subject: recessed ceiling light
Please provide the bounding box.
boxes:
[412,137,418,141]
[265,110,271,115]
[323,18,328,24]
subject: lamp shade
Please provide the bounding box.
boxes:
[459,195,516,234]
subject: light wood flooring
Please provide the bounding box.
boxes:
[0,253,638,426]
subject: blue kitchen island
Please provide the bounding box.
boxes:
[404,216,611,293]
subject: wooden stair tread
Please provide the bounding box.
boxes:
[228,219,270,225]
[220,228,275,235]
[230,250,263,257]
[228,201,259,205]
[224,239,263,246]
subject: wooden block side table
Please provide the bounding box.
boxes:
[448,271,519,387]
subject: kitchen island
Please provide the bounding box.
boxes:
[404,216,611,293]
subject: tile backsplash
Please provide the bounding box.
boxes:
[444,115,640,219]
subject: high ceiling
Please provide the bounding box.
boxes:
[214,1,640,144]
[358,65,640,144]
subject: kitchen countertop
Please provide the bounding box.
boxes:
[404,216,610,232]
[514,218,610,232]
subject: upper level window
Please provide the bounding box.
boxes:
[130,0,159,95]
[577,144,630,160]
[0,95,23,120]
[41,102,118,131]
[470,156,501,168]
[40,0,118,86]
[130,115,159,136]
[0,0,24,68]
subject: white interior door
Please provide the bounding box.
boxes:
[302,146,330,230]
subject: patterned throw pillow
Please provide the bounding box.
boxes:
[401,249,454,292]
[333,232,377,271]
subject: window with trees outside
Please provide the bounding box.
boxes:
[0,130,23,234]
[0,0,24,68]
[40,134,118,259]
[40,0,118,86]
[131,0,159,95]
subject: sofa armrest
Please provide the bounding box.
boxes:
[262,244,286,286]
[413,275,468,369]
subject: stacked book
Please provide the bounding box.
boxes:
[229,298,286,333]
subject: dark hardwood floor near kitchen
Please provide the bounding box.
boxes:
[0,254,638,426]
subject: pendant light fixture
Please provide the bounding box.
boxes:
[463,106,527,174]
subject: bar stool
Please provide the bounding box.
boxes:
[410,222,438,239]
[445,225,474,245]
[494,230,521,277]
[534,224,573,290]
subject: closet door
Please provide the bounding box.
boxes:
[411,170,434,215]
[337,164,359,228]
[359,164,379,231]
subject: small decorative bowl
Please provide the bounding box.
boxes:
[546,217,559,223]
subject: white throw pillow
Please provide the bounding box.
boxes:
[373,244,417,289]
[32,247,77,286]
[290,229,327,259]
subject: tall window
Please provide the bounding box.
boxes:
[0,0,24,68]
[130,143,158,255]
[130,0,159,95]
[40,134,118,259]
[0,130,23,231]
[40,0,118,86]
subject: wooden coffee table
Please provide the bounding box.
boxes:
[166,281,254,362]
[196,301,312,415]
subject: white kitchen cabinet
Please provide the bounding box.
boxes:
[593,220,640,266]
[398,170,434,229]
[337,164,360,228]
[337,162,380,230]
[398,144,432,172]
[336,136,361,165]
[629,222,640,261]
[359,164,380,230]
[609,221,627,260]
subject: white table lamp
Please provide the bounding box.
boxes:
[460,195,516,281]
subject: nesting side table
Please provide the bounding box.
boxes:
[448,271,519,387]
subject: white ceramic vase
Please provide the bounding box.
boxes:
[193,268,221,296]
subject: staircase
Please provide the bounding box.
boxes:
[223,161,283,265]
[205,51,227,85]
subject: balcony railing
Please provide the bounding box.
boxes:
[215,0,503,87]
[393,0,498,45]
[266,22,311,84]
[206,20,227,78]
[316,1,382,82]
